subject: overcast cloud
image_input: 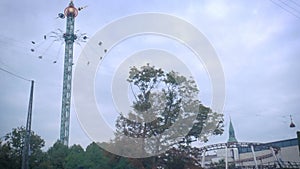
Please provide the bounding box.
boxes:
[0,0,299,149]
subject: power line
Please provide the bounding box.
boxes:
[0,67,31,82]
[270,0,300,19]
[290,0,300,8]
[278,0,300,14]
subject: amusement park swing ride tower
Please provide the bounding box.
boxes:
[60,0,78,146]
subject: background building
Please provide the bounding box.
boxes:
[200,120,300,168]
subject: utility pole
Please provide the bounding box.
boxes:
[60,0,78,146]
[297,131,300,156]
[21,80,34,169]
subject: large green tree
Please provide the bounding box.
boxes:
[159,145,203,169]
[65,144,85,169]
[46,141,69,169]
[114,64,223,168]
[0,126,45,169]
[84,142,110,169]
[0,139,12,169]
[85,142,137,169]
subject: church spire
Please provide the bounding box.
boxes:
[227,118,238,143]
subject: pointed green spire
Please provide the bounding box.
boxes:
[227,119,238,143]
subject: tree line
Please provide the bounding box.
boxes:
[0,127,217,169]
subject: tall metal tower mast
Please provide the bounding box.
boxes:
[60,0,78,146]
[21,80,34,169]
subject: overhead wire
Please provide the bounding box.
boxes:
[0,44,32,81]
[278,0,300,14]
[0,59,12,70]
[290,0,300,7]
[0,66,31,82]
[270,0,300,19]
[0,32,67,86]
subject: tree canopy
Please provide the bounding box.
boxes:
[111,64,224,168]
[0,127,45,169]
[114,64,223,150]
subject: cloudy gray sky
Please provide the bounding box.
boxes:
[0,0,299,149]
